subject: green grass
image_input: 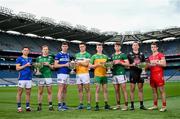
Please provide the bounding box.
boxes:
[0,82,180,119]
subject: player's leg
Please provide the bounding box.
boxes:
[37,86,44,111]
[84,83,91,110]
[113,84,121,109]
[148,87,158,110]
[121,83,128,111]
[16,87,23,112]
[130,83,136,110]
[102,83,110,110]
[95,83,100,111]
[57,83,64,110]
[159,86,167,112]
[77,84,84,109]
[25,88,32,111]
[61,84,68,110]
[47,85,54,111]
[138,83,146,110]
[45,78,54,111]
[25,80,32,112]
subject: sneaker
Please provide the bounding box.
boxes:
[104,104,110,110]
[58,106,62,111]
[140,105,147,110]
[94,105,99,111]
[113,105,121,110]
[159,107,167,112]
[62,104,69,111]
[130,106,135,111]
[77,104,84,110]
[26,107,32,112]
[121,106,128,111]
[37,106,42,111]
[17,107,23,113]
[49,106,54,111]
[86,104,91,110]
[148,106,158,110]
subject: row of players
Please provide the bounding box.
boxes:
[15,41,167,112]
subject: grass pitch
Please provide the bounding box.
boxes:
[0,82,180,119]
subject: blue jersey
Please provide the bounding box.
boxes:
[55,52,70,74]
[16,56,32,80]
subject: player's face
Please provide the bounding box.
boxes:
[132,43,139,51]
[151,45,158,53]
[114,45,121,51]
[61,45,68,52]
[79,44,86,52]
[42,46,49,55]
[22,48,30,56]
[96,45,103,52]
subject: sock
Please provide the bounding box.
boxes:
[125,102,128,106]
[140,101,143,106]
[162,102,166,107]
[38,103,42,107]
[26,102,30,108]
[58,103,62,107]
[17,102,21,108]
[96,102,99,106]
[104,101,108,105]
[131,101,134,108]
[117,101,120,105]
[49,102,52,106]
[154,100,158,106]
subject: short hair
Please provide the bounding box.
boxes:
[151,42,158,47]
[96,43,103,47]
[41,45,48,49]
[115,42,121,46]
[22,46,30,50]
[133,41,139,44]
[61,41,68,46]
[79,42,86,46]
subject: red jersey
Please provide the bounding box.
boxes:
[148,52,165,87]
[148,52,165,74]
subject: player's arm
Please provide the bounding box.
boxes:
[89,55,101,69]
[77,59,90,67]
[120,59,130,67]
[16,63,31,71]
[43,57,54,69]
[43,62,54,69]
[156,57,166,67]
[54,60,69,68]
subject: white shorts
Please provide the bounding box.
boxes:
[112,75,127,84]
[18,80,32,89]
[37,78,52,86]
[57,74,70,84]
[76,73,90,84]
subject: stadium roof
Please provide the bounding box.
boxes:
[0,6,180,44]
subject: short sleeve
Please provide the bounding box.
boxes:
[16,57,21,64]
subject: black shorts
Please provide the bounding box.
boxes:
[129,70,144,84]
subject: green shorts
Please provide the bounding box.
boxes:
[94,76,108,84]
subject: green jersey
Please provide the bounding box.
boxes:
[36,55,54,78]
[112,53,127,75]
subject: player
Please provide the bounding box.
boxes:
[16,47,32,112]
[90,43,110,111]
[148,42,167,112]
[36,45,54,111]
[75,42,91,110]
[127,41,147,110]
[54,42,70,111]
[112,42,129,110]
